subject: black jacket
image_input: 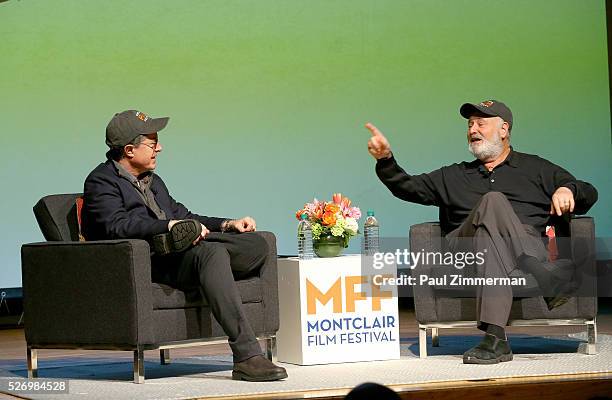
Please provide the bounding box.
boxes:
[82,160,226,241]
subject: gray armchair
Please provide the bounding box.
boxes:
[21,194,280,383]
[410,216,597,358]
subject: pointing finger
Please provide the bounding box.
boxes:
[365,122,384,137]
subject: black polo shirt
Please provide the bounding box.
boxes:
[376,149,598,235]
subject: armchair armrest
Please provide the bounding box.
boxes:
[254,231,280,334]
[409,222,442,324]
[21,239,156,347]
[570,217,597,318]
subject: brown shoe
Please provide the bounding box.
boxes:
[232,355,288,382]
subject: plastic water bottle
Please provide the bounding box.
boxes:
[363,210,379,256]
[297,214,314,260]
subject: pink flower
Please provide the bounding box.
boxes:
[345,207,361,219]
[332,193,342,205]
[304,202,317,215]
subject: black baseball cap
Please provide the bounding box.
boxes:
[460,100,513,129]
[105,110,169,148]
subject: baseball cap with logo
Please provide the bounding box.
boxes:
[105,110,169,148]
[459,100,513,129]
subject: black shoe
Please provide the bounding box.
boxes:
[463,334,513,364]
[232,355,288,382]
[151,219,202,255]
[544,280,579,311]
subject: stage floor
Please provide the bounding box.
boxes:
[1,310,611,399]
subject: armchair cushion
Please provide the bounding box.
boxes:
[152,277,263,309]
[33,194,82,242]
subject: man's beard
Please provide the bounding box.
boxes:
[468,131,504,161]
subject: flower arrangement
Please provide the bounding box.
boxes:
[295,193,361,248]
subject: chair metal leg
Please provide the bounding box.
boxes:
[133,348,144,384]
[419,326,428,358]
[265,336,277,362]
[583,319,598,355]
[432,327,440,347]
[27,347,38,378]
[160,349,170,365]
[589,319,597,343]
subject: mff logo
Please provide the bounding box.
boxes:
[306,275,394,315]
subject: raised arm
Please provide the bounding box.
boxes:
[365,122,442,206]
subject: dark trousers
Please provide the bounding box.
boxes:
[446,192,548,327]
[151,232,268,362]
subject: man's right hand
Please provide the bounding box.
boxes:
[168,219,209,244]
[194,224,210,244]
[365,122,392,160]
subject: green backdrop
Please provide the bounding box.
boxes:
[1,0,610,288]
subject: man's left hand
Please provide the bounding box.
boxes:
[226,217,257,233]
[550,187,574,216]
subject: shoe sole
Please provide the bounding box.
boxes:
[545,281,580,310]
[152,220,201,255]
[463,353,513,365]
[231,370,288,382]
[546,295,570,311]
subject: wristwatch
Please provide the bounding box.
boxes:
[221,219,234,233]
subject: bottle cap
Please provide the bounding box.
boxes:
[300,213,309,220]
[367,210,375,216]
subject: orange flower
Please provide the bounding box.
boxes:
[295,209,306,221]
[332,193,342,205]
[324,203,340,214]
[322,212,337,226]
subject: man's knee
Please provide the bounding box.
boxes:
[477,191,512,212]
[242,233,270,264]
[481,191,507,202]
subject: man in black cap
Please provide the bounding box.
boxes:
[82,110,287,381]
[365,100,598,364]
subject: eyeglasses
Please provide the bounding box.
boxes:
[138,141,159,151]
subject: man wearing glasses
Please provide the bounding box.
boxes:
[81,110,287,382]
